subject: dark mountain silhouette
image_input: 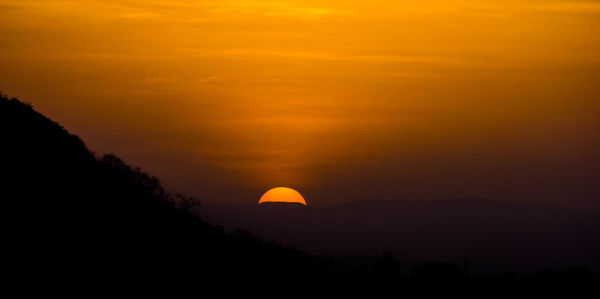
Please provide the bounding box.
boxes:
[1,94,326,289]
[258,201,308,208]
[202,198,600,275]
[2,93,598,292]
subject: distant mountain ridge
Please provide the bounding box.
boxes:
[258,201,308,208]
[201,198,600,274]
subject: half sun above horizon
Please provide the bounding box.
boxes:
[258,187,307,206]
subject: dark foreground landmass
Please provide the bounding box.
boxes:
[2,93,598,293]
[203,199,600,276]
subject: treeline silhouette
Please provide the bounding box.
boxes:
[1,93,596,292]
[2,94,334,285]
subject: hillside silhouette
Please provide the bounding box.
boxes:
[2,93,598,292]
[1,94,327,288]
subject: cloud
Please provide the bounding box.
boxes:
[528,1,600,13]
[114,11,162,19]
[185,48,457,65]
[144,75,178,83]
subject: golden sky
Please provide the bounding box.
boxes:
[1,0,599,209]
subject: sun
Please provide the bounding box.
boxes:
[258,187,307,206]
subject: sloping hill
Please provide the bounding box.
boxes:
[1,94,324,285]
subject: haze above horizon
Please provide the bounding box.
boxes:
[1,0,598,210]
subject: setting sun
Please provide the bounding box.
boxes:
[258,187,307,206]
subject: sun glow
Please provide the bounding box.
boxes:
[258,187,307,206]
[1,0,598,209]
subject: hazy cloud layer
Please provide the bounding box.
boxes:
[1,0,599,209]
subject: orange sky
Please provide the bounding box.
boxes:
[1,0,599,209]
